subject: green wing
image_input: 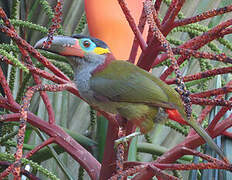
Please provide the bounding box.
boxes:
[91,61,227,160]
[90,61,177,109]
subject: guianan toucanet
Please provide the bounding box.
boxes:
[35,34,227,161]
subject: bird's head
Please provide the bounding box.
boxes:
[34,34,114,71]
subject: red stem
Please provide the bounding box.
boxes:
[155,162,231,171]
[32,76,56,124]
[154,0,162,12]
[161,0,178,25]
[137,0,163,70]
[144,0,192,119]
[115,127,126,177]
[131,164,179,180]
[0,25,69,81]
[189,80,232,137]
[0,66,15,104]
[207,97,232,132]
[7,84,75,178]
[0,98,101,180]
[197,106,214,124]
[152,28,232,71]
[172,48,232,64]
[151,4,161,28]
[129,9,147,63]
[173,4,232,28]
[161,0,186,36]
[0,7,56,124]
[0,161,40,180]
[137,39,161,70]
[160,18,232,80]
[166,66,232,84]
[99,120,119,180]
[222,131,232,139]
[25,64,69,84]
[135,114,232,179]
[152,47,232,68]
[190,87,232,98]
[143,0,180,77]
[221,27,232,36]
[25,137,55,159]
[124,147,230,171]
[117,0,147,51]
[180,147,222,162]
[120,159,231,177]
[112,154,231,180]
[191,97,231,108]
[19,47,56,124]
[43,0,63,49]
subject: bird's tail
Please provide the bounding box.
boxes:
[188,120,228,163]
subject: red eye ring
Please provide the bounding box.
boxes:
[83,40,91,48]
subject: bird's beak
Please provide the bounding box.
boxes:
[34,35,84,57]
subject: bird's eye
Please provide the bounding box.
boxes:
[83,40,91,48]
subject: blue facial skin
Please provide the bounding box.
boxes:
[79,38,96,52]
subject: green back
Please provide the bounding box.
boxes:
[90,60,187,119]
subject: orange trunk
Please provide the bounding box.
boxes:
[84,0,146,60]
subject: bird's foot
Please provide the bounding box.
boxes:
[114,132,141,148]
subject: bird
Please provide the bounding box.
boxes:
[35,34,226,161]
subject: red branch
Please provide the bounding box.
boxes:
[166,66,232,84]
[99,121,119,179]
[42,0,63,48]
[161,0,178,25]
[0,66,14,104]
[152,48,232,68]
[117,0,147,51]
[0,25,69,81]
[137,1,162,70]
[191,97,232,107]
[143,0,192,119]
[129,9,146,63]
[172,48,232,64]
[173,4,232,27]
[0,161,40,180]
[21,47,56,124]
[111,164,179,180]
[161,0,186,35]
[120,147,231,174]
[207,96,232,132]
[154,0,162,12]
[25,137,55,159]
[0,8,56,124]
[134,113,232,179]
[0,84,73,178]
[191,87,232,98]
[0,97,101,180]
[160,18,232,80]
[188,80,232,137]
[222,131,232,139]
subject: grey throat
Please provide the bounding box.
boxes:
[67,53,106,102]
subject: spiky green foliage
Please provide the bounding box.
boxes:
[0,153,60,180]
[0,49,28,73]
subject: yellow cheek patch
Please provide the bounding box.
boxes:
[93,47,110,55]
